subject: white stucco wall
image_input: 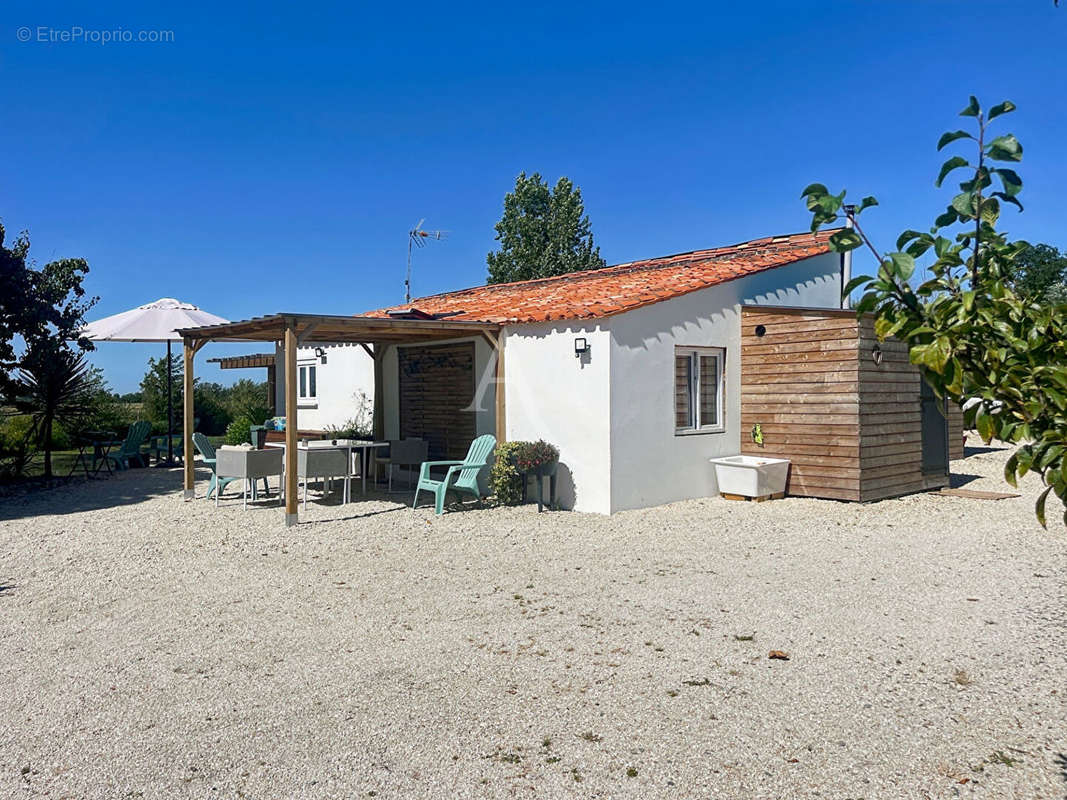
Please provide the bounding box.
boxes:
[606,252,842,511]
[502,322,613,514]
[273,343,375,430]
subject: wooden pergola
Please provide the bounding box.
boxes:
[177,313,503,526]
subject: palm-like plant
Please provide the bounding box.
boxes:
[11,340,96,478]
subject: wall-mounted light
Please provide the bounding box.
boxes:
[871,343,883,366]
[574,337,589,358]
[314,347,328,365]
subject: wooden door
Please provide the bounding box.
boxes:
[398,342,476,460]
[920,378,949,476]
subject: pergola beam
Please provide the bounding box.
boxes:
[177,313,500,344]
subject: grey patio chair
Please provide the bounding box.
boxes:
[375,438,428,492]
[298,447,351,510]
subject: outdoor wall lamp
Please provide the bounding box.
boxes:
[871,343,883,366]
[574,337,589,358]
[314,347,328,365]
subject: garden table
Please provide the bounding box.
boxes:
[267,439,387,496]
[66,431,117,479]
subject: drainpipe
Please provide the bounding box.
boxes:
[841,204,856,309]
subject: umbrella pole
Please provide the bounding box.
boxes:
[167,340,174,465]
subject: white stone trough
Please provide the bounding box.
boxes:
[710,455,790,501]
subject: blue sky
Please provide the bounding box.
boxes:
[3,1,1064,391]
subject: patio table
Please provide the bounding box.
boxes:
[67,431,117,479]
[267,439,387,496]
[215,447,284,509]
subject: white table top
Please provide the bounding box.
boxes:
[266,440,387,450]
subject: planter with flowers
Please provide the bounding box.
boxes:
[489,439,561,511]
[514,440,559,511]
[513,440,559,479]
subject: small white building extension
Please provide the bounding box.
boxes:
[270,343,374,431]
[367,230,844,514]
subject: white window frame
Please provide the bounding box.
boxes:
[297,360,318,407]
[674,346,725,435]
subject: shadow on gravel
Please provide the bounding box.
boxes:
[964,444,1009,457]
[949,473,983,488]
[0,466,185,522]
[1054,752,1067,785]
[300,504,410,525]
[0,583,14,597]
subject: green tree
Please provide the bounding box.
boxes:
[0,221,96,396]
[802,97,1067,527]
[223,378,270,420]
[1009,243,1067,304]
[487,172,605,284]
[9,339,97,478]
[139,355,183,433]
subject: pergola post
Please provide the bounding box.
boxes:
[284,321,299,526]
[266,363,276,414]
[372,345,386,441]
[483,331,506,444]
[182,338,196,499]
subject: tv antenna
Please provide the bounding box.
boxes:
[406,219,447,302]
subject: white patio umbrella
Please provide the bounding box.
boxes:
[80,298,229,464]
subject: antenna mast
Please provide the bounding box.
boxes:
[406,219,447,303]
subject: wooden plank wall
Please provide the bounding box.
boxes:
[740,308,863,501]
[741,307,963,503]
[948,403,965,461]
[856,318,925,501]
[398,342,476,460]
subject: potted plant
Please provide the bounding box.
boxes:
[513,440,559,478]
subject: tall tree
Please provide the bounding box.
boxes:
[140,355,184,432]
[0,221,96,397]
[487,173,605,284]
[1009,243,1067,304]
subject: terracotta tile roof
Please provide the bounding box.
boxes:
[366,229,840,325]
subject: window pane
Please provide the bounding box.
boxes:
[675,355,694,429]
[299,367,306,398]
[699,354,719,427]
[308,366,317,398]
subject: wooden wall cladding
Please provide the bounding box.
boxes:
[948,403,965,461]
[740,309,863,501]
[740,307,961,502]
[856,317,924,501]
[398,342,476,460]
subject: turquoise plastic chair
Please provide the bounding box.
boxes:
[104,421,152,471]
[412,434,496,515]
[193,433,231,499]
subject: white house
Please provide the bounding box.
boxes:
[186,227,959,523]
[362,229,844,513]
[270,343,374,431]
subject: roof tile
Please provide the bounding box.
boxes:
[365,229,840,325]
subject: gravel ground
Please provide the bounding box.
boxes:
[0,442,1065,799]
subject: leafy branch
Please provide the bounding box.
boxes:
[802,98,1067,528]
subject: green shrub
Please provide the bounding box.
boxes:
[324,392,373,440]
[87,395,137,436]
[225,415,253,446]
[489,441,525,505]
[2,415,38,451]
